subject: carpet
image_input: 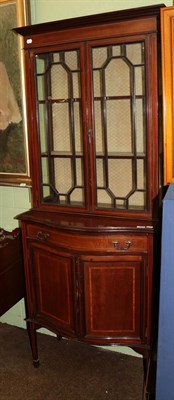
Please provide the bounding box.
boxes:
[0,322,144,400]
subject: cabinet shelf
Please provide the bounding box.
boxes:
[96,152,146,159]
[94,95,145,101]
[38,95,144,104]
[41,151,83,158]
[40,152,146,159]
[38,98,81,104]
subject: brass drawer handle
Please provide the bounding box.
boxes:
[112,240,132,251]
[36,231,50,241]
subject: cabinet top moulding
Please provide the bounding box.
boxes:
[16,209,158,234]
[13,4,165,44]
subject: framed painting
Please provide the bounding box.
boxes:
[0,0,31,186]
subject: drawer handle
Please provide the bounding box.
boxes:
[112,240,132,251]
[36,231,50,241]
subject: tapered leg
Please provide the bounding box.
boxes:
[143,350,156,400]
[27,321,39,367]
[143,354,151,399]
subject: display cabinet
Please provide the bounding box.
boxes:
[14,5,164,395]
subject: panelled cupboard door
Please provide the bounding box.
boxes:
[27,241,77,336]
[79,255,147,344]
[161,7,174,185]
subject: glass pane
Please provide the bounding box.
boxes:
[105,58,130,96]
[41,158,49,183]
[35,49,85,207]
[76,158,83,185]
[108,159,133,197]
[126,42,144,64]
[129,192,145,209]
[65,50,78,69]
[51,64,69,99]
[96,159,104,186]
[54,158,72,193]
[135,66,144,96]
[106,100,132,153]
[74,102,83,152]
[96,159,145,209]
[112,45,121,56]
[92,42,146,211]
[97,189,113,208]
[136,99,146,154]
[92,47,107,68]
[43,186,51,198]
[36,56,47,101]
[38,104,47,153]
[52,103,71,152]
[94,101,103,153]
[37,76,46,101]
[137,159,145,190]
[70,188,84,204]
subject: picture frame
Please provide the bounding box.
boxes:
[0,0,31,186]
[161,7,174,185]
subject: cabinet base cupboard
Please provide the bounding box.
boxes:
[14,4,164,397]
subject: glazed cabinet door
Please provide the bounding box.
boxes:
[25,29,159,219]
[79,254,147,345]
[29,43,90,212]
[26,240,77,337]
[87,34,159,218]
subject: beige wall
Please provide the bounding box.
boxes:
[1,0,173,355]
[30,0,172,23]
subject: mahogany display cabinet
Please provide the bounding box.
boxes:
[14,5,165,395]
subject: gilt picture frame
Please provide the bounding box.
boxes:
[161,7,174,185]
[0,0,31,186]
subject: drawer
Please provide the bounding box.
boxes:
[26,224,148,253]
